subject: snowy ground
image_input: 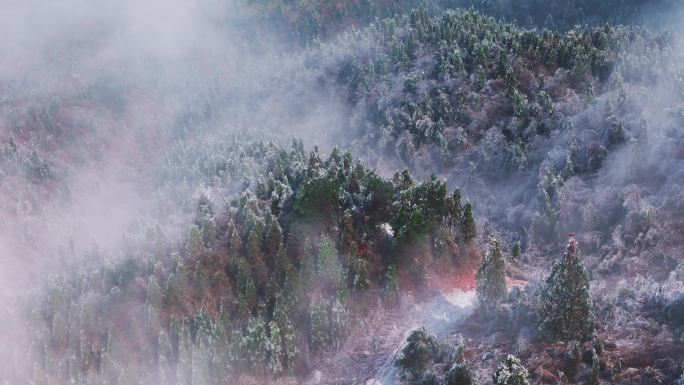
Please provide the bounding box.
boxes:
[303,288,476,385]
[376,289,476,385]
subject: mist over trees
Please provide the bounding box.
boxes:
[1,0,683,384]
[25,140,479,383]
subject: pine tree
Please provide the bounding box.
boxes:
[395,328,440,381]
[146,275,163,308]
[339,211,356,255]
[158,330,174,385]
[350,251,370,291]
[474,65,486,90]
[272,294,299,372]
[448,189,462,226]
[316,234,341,285]
[493,355,528,385]
[146,276,163,337]
[384,264,400,303]
[237,268,257,317]
[476,237,507,311]
[435,227,456,262]
[187,224,205,257]
[496,50,508,78]
[285,224,305,264]
[244,317,269,370]
[505,68,518,96]
[538,235,595,341]
[200,215,216,247]
[50,311,68,348]
[210,312,230,381]
[246,225,264,263]
[445,363,473,385]
[511,241,521,261]
[308,145,324,177]
[227,222,241,254]
[310,300,329,352]
[590,348,600,385]
[177,323,192,385]
[460,202,476,243]
[192,343,211,385]
[299,238,316,285]
[246,224,268,289]
[165,272,181,307]
[264,216,283,260]
[268,320,284,373]
[330,297,348,350]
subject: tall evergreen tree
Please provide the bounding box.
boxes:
[511,241,521,261]
[299,238,316,285]
[316,234,341,286]
[383,264,400,303]
[272,294,300,372]
[264,215,283,259]
[395,328,440,381]
[267,321,284,374]
[476,237,507,311]
[227,222,241,254]
[186,224,205,257]
[460,202,476,243]
[309,300,329,352]
[538,235,595,341]
[146,276,163,337]
[244,317,269,370]
[158,330,174,385]
[247,223,268,289]
[330,297,348,350]
[448,189,462,226]
[177,323,192,385]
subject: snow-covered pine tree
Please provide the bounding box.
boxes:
[538,235,595,341]
[460,202,476,243]
[493,354,528,385]
[273,294,299,372]
[476,237,507,311]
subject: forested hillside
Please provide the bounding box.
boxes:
[243,0,681,45]
[1,1,683,385]
[27,139,479,384]
[311,7,684,251]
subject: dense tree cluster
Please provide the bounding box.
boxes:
[28,139,476,384]
[396,235,604,384]
[396,328,473,385]
[242,0,680,46]
[315,7,667,174]
[396,328,441,381]
[0,136,51,182]
[445,0,679,31]
[307,7,677,246]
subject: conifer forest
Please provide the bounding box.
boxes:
[1,0,684,384]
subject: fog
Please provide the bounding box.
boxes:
[0,0,350,267]
[1,0,683,384]
[0,1,347,382]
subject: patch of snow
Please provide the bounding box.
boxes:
[379,223,394,237]
[306,370,322,384]
[375,289,477,384]
[443,288,477,308]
